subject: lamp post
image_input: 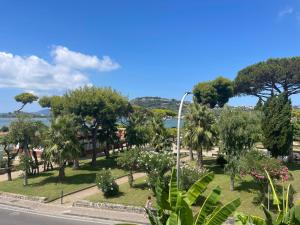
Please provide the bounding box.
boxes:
[176,91,191,188]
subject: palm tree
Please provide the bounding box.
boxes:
[149,115,171,152]
[184,103,216,168]
[45,115,81,181]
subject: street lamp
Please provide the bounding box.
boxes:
[176,91,191,187]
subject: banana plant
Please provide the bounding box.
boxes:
[234,170,300,225]
[117,167,241,225]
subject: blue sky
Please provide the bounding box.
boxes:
[0,0,300,112]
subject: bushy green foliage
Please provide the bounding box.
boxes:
[148,115,172,152]
[216,154,227,168]
[262,93,293,158]
[125,109,151,147]
[116,148,141,187]
[184,103,217,168]
[240,150,289,205]
[151,108,176,118]
[234,57,300,99]
[193,76,233,108]
[96,169,119,197]
[0,126,9,132]
[180,164,208,191]
[137,151,175,192]
[15,92,38,111]
[218,107,261,191]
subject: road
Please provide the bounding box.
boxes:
[0,204,122,225]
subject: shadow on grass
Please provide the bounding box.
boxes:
[80,156,121,171]
[203,158,225,174]
[103,191,125,199]
[133,182,149,190]
[235,180,260,193]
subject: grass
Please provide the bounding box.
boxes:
[189,157,300,217]
[0,155,127,201]
[86,177,155,207]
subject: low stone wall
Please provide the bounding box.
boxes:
[0,191,47,203]
[73,200,145,214]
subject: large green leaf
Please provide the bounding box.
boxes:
[234,212,266,225]
[155,179,171,210]
[146,208,164,225]
[265,170,280,210]
[205,198,241,225]
[169,168,178,209]
[184,172,214,206]
[261,205,273,225]
[194,186,221,225]
[166,212,179,225]
[251,216,267,225]
[175,193,193,225]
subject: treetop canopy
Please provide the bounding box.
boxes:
[234,57,300,99]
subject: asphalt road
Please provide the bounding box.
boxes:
[0,204,121,225]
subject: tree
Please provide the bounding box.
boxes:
[234,57,300,99]
[129,168,241,225]
[148,115,172,152]
[218,107,261,191]
[117,148,141,187]
[262,93,293,158]
[45,115,81,181]
[184,103,216,168]
[125,109,150,147]
[64,86,129,167]
[15,93,38,112]
[9,116,46,185]
[0,134,19,181]
[193,76,233,108]
[39,95,65,117]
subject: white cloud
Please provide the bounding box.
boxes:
[278,6,294,17]
[0,46,120,93]
[52,46,120,71]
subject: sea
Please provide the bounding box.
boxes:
[0,117,182,128]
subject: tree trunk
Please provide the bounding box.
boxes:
[104,142,110,158]
[197,149,203,168]
[6,168,12,181]
[58,165,65,182]
[230,174,235,191]
[91,130,97,167]
[23,170,28,186]
[189,147,194,161]
[288,147,293,163]
[128,171,134,188]
[73,159,79,169]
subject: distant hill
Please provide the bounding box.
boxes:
[34,109,51,116]
[130,97,190,113]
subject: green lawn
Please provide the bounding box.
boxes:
[86,177,155,207]
[84,156,300,217]
[191,157,300,217]
[0,156,127,201]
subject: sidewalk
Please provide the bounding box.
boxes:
[0,195,148,224]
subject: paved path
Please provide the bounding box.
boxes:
[52,172,146,205]
[0,164,46,182]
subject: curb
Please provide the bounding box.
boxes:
[73,200,145,214]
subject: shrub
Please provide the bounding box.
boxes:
[137,150,175,193]
[180,164,208,191]
[216,154,227,168]
[96,169,119,197]
[116,148,141,187]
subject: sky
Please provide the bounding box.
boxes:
[0,0,300,112]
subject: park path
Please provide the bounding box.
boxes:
[52,172,146,205]
[0,164,46,182]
